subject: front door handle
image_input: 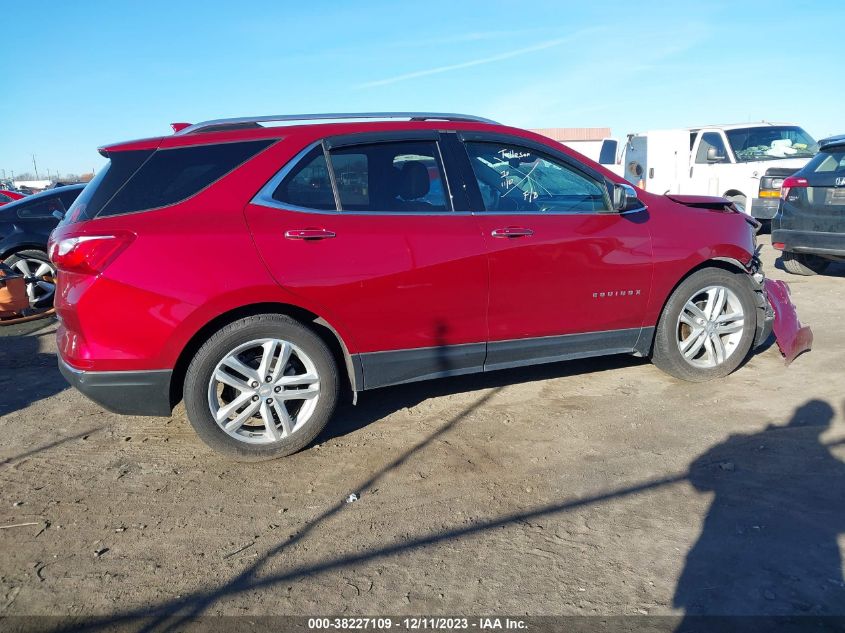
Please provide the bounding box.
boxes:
[491,226,534,238]
[284,228,336,240]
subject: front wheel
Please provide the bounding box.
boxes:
[652,268,757,382]
[183,314,339,461]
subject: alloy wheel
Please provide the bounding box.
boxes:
[676,285,745,369]
[207,338,321,445]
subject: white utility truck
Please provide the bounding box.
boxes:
[595,123,818,219]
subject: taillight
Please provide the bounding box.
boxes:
[48,232,135,275]
[781,176,808,200]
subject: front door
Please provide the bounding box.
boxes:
[245,133,489,388]
[451,133,654,369]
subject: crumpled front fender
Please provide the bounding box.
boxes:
[763,278,813,365]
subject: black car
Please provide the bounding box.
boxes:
[773,134,845,275]
[0,184,85,307]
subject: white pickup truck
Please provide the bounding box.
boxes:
[593,123,818,219]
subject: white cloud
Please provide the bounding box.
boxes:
[356,29,603,89]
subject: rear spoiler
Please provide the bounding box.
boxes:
[665,194,761,230]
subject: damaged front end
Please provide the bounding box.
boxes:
[747,251,813,365]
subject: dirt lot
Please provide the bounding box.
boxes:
[1,236,844,629]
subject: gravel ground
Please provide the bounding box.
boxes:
[1,235,843,630]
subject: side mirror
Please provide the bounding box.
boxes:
[52,210,65,221]
[706,147,726,163]
[612,183,641,211]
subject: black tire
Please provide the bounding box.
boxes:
[781,251,829,276]
[183,314,339,461]
[651,268,757,382]
[4,249,56,308]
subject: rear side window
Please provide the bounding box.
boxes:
[272,145,335,210]
[598,139,617,165]
[329,141,449,212]
[99,140,273,217]
[0,193,11,203]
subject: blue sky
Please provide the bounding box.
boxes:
[1,0,842,177]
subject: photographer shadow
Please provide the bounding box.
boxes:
[674,399,845,629]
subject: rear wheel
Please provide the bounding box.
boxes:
[183,314,339,461]
[781,251,829,276]
[4,250,56,308]
[652,268,757,382]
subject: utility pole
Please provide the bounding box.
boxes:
[32,154,39,180]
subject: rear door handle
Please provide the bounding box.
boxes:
[284,228,336,240]
[491,226,534,238]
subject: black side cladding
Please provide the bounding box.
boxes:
[96,139,274,218]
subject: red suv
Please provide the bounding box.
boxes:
[50,113,811,461]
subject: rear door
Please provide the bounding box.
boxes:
[447,132,653,370]
[245,132,489,389]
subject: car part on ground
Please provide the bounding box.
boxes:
[0,263,28,317]
[0,261,55,325]
[763,279,813,365]
[50,112,812,460]
[4,250,56,308]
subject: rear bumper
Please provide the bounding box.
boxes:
[749,197,779,219]
[58,357,173,416]
[771,229,845,257]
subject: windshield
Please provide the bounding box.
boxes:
[726,126,818,162]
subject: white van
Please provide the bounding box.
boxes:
[597,123,818,219]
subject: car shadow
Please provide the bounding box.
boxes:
[0,318,67,416]
[317,352,647,444]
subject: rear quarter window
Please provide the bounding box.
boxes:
[99,139,274,217]
[812,150,845,174]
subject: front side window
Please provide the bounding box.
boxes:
[465,141,610,213]
[329,141,449,212]
[695,132,730,164]
[16,195,65,220]
[0,193,11,203]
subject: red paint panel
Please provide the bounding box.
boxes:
[245,204,488,352]
[474,212,653,340]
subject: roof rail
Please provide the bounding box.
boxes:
[175,112,499,135]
